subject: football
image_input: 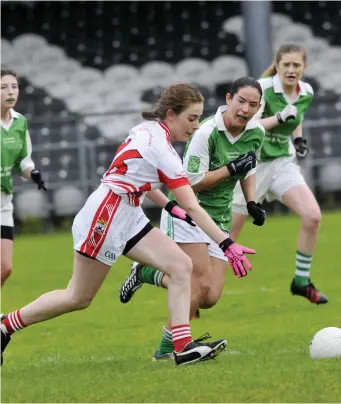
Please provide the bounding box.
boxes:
[309,327,341,360]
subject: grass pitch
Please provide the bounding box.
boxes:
[1,211,340,403]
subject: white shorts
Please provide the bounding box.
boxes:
[160,208,228,262]
[1,192,14,227]
[72,184,150,266]
[232,157,306,215]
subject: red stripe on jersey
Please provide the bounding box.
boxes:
[159,121,171,139]
[104,139,132,177]
[157,169,190,189]
[80,191,121,258]
[103,179,138,193]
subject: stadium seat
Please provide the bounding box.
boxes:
[52,185,86,216]
[319,163,341,191]
[15,189,49,220]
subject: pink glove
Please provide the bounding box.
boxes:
[219,238,256,278]
[164,201,196,227]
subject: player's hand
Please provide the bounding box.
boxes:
[293,137,309,159]
[247,201,266,226]
[219,238,256,278]
[226,151,257,176]
[31,169,47,191]
[276,105,297,123]
[164,200,196,227]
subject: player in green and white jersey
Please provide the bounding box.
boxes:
[120,77,266,360]
[1,67,46,287]
[232,44,328,305]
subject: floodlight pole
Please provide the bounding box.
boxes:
[241,1,273,78]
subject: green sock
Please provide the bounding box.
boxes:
[140,266,165,287]
[294,250,313,286]
[157,326,174,354]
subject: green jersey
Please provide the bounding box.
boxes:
[257,74,314,162]
[175,106,265,231]
[1,109,35,194]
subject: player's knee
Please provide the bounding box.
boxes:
[301,208,321,230]
[66,293,93,311]
[201,288,221,309]
[169,254,192,283]
[1,262,12,282]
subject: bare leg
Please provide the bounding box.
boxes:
[1,239,13,287]
[281,184,321,254]
[200,257,227,309]
[19,252,111,325]
[230,213,248,241]
[126,228,192,327]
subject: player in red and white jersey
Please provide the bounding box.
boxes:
[1,84,255,367]
[101,119,189,207]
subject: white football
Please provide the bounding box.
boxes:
[309,327,341,360]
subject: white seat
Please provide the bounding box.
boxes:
[70,67,103,87]
[211,55,248,83]
[324,46,341,64]
[319,163,341,192]
[48,81,76,99]
[1,38,12,60]
[274,23,313,47]
[12,33,48,53]
[304,37,329,64]
[53,186,86,216]
[105,64,138,83]
[15,189,49,220]
[139,61,175,85]
[66,93,101,114]
[271,13,292,32]
[175,58,210,79]
[221,15,244,42]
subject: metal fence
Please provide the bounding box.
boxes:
[12,112,341,224]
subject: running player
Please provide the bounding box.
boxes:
[1,84,256,367]
[231,44,327,304]
[1,66,46,287]
[120,77,266,360]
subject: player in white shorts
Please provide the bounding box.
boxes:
[231,43,327,305]
[1,84,256,367]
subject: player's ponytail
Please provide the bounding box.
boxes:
[261,43,307,78]
[261,61,277,78]
[141,84,204,121]
[141,110,160,120]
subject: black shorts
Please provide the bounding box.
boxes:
[76,222,153,261]
[1,225,14,241]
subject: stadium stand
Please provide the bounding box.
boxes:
[1,1,340,221]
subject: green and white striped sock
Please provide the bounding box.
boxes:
[294,250,313,286]
[157,326,174,354]
[140,266,165,288]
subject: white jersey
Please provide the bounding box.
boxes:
[102,120,189,206]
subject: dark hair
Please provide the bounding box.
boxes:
[229,76,263,99]
[1,66,18,80]
[262,43,307,78]
[142,83,204,120]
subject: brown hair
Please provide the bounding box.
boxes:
[261,43,307,78]
[1,66,18,80]
[142,83,204,120]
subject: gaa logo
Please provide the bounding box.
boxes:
[105,251,116,261]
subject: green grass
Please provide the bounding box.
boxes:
[2,211,341,403]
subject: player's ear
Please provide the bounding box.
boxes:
[166,109,175,120]
[225,93,232,105]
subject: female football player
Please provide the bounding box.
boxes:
[1,66,46,287]
[1,83,256,367]
[232,44,327,305]
[120,76,266,360]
